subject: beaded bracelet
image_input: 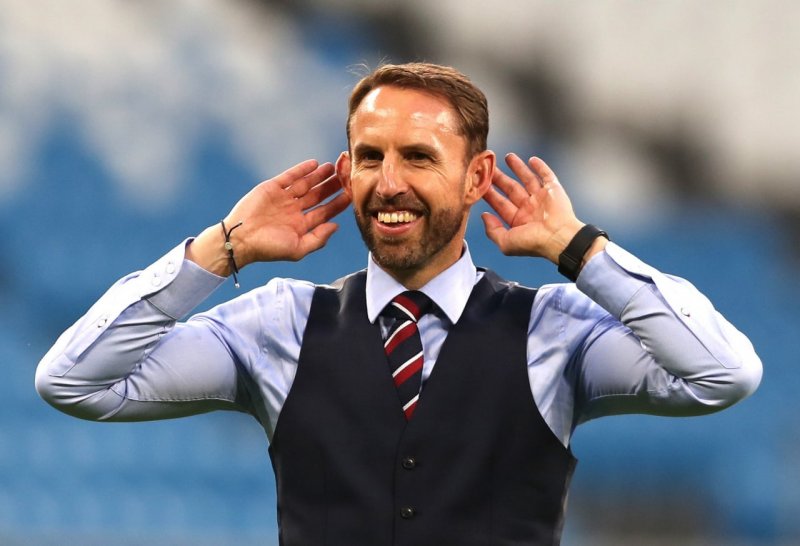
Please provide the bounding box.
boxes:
[220,219,244,288]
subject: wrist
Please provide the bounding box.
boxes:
[186,224,234,278]
[581,235,608,268]
[543,221,585,264]
[557,224,609,282]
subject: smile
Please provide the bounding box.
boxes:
[377,211,419,224]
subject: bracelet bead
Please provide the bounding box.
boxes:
[220,220,244,288]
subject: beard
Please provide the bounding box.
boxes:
[353,193,466,274]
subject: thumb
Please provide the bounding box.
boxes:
[481,212,506,250]
[296,223,339,258]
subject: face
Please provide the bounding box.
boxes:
[339,86,491,286]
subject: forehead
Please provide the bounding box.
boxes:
[350,86,462,145]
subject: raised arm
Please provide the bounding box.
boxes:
[36,160,350,425]
[483,154,761,432]
[188,159,350,275]
[482,153,606,268]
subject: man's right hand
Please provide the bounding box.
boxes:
[186,160,351,277]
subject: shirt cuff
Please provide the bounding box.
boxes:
[576,242,652,319]
[145,242,226,319]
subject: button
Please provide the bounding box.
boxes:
[96,317,108,328]
[165,261,176,274]
[400,506,416,519]
[401,457,417,470]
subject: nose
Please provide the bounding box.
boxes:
[376,156,407,199]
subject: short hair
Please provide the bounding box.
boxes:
[347,62,489,159]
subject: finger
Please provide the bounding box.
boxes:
[273,159,323,189]
[296,223,340,258]
[505,153,546,192]
[492,165,531,208]
[285,163,336,197]
[482,186,518,226]
[304,191,351,227]
[528,156,573,208]
[298,175,342,210]
[527,156,560,189]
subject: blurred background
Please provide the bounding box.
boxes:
[1,0,798,544]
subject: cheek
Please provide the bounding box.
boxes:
[425,177,465,206]
[349,178,374,208]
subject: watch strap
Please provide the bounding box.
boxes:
[557,224,609,282]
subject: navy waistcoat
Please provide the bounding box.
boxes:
[269,269,576,545]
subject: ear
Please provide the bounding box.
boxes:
[464,150,495,206]
[336,151,352,197]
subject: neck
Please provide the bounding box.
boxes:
[380,241,465,291]
[386,269,439,291]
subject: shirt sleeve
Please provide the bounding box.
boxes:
[34,240,314,434]
[569,242,762,425]
[528,242,762,443]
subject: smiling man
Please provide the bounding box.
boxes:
[36,63,762,545]
[342,83,493,289]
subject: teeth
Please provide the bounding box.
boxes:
[377,211,418,224]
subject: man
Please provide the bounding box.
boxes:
[36,63,762,545]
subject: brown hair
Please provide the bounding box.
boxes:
[347,62,489,159]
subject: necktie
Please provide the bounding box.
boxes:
[381,291,433,420]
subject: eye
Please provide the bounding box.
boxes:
[407,151,433,163]
[356,149,383,165]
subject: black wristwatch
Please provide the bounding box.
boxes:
[557,224,609,282]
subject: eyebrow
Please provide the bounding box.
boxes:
[353,143,439,155]
[399,143,439,157]
[351,142,442,160]
[352,143,380,158]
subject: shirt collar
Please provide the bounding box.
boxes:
[365,241,478,325]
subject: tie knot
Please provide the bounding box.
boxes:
[383,291,433,323]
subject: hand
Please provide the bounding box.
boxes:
[188,160,351,276]
[481,154,585,265]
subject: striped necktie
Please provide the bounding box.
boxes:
[381,291,433,420]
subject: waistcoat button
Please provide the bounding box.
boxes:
[401,456,416,470]
[400,506,416,519]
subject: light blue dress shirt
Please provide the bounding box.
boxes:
[36,240,762,447]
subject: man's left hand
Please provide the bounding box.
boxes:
[482,153,602,265]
